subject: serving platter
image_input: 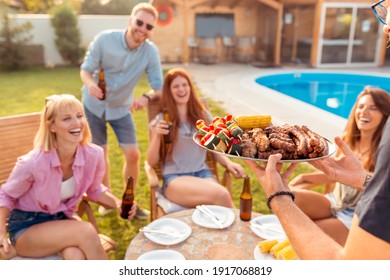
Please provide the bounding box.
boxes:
[193,132,336,163]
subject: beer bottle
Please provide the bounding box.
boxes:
[120,176,134,219]
[163,108,173,144]
[97,67,106,100]
[240,175,252,221]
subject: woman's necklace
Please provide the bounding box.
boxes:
[357,144,370,161]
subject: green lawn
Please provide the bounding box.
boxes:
[0,66,316,259]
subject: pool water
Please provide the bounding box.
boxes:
[256,72,390,119]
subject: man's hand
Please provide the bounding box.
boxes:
[130,95,149,111]
[245,155,297,197]
[87,82,106,100]
[309,136,365,189]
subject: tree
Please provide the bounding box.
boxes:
[0,5,33,70]
[19,0,82,14]
[21,0,56,13]
[51,5,84,65]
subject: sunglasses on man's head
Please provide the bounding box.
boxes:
[136,19,154,31]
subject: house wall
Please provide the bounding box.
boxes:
[256,5,278,62]
[11,14,129,66]
[151,4,184,63]
[7,0,384,67]
[153,2,259,63]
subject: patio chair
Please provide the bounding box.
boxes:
[187,37,199,62]
[0,112,117,260]
[145,95,233,221]
[222,36,235,61]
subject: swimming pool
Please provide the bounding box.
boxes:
[255,72,390,119]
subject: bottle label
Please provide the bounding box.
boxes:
[122,194,134,204]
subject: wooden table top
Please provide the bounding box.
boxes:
[125,208,263,260]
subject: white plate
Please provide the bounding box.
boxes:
[142,218,191,246]
[192,205,235,229]
[137,250,185,260]
[253,246,275,260]
[250,215,286,240]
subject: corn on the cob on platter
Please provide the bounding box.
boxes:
[256,239,298,260]
[235,114,272,130]
[194,114,336,162]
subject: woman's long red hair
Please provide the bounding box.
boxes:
[160,68,209,160]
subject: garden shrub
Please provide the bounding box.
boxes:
[0,9,33,70]
[51,5,84,65]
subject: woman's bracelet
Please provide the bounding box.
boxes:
[266,191,295,210]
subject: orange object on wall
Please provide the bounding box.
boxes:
[157,5,173,26]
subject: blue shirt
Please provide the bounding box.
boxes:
[80,29,163,120]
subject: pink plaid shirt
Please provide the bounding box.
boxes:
[0,144,108,218]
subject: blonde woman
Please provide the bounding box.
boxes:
[0,94,136,260]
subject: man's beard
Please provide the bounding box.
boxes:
[131,28,146,44]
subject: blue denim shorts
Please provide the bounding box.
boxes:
[8,209,67,246]
[84,106,137,148]
[162,168,214,195]
[326,193,354,229]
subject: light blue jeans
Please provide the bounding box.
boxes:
[84,106,137,148]
[162,168,214,195]
[326,193,354,229]
[8,209,66,246]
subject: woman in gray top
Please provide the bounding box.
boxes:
[289,87,390,245]
[147,68,245,208]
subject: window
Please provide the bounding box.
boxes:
[317,3,381,66]
[195,13,235,37]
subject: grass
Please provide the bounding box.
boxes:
[0,66,316,259]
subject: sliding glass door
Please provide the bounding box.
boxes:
[317,3,382,67]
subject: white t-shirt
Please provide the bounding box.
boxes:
[61,177,76,201]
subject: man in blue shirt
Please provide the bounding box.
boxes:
[80,3,163,219]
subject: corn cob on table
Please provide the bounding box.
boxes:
[256,239,299,260]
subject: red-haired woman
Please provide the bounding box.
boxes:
[147,68,245,209]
